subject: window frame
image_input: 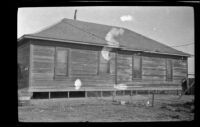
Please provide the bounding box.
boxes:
[54,47,69,78]
[132,55,142,80]
[166,59,173,81]
[98,50,111,75]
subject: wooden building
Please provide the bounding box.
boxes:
[18,18,190,98]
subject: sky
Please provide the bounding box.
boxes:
[17,6,194,75]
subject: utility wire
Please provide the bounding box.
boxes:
[64,21,194,51]
[170,43,194,47]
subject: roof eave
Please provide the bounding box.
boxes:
[18,35,25,42]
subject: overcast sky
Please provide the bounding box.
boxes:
[18,6,194,75]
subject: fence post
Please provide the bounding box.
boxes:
[112,91,115,101]
[187,77,190,94]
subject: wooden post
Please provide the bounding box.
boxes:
[152,91,155,107]
[112,91,114,101]
[186,77,189,94]
[48,92,51,99]
[112,90,116,101]
[130,90,133,103]
[85,91,87,98]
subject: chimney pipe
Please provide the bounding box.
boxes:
[74,9,77,20]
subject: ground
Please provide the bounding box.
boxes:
[18,94,194,122]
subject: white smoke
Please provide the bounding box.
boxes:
[101,47,112,61]
[102,27,124,61]
[120,15,133,22]
[74,79,82,90]
[105,28,124,47]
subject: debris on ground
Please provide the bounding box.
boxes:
[18,95,194,122]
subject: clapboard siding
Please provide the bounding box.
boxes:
[30,43,116,90]
[27,39,188,92]
[117,54,132,83]
[173,59,187,68]
[173,70,187,77]
[142,68,166,76]
[142,75,166,80]
[18,43,30,89]
[31,45,55,81]
[173,76,186,80]
[172,59,187,81]
[70,49,98,75]
[142,56,166,81]
[70,48,114,87]
[142,57,166,66]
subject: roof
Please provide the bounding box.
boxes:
[19,18,190,57]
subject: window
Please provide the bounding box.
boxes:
[132,55,142,79]
[55,47,68,76]
[99,51,110,74]
[166,59,173,81]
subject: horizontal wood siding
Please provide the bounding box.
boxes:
[31,45,55,81]
[70,49,98,75]
[18,43,30,90]
[70,49,114,88]
[30,43,116,91]
[142,56,166,81]
[29,40,188,92]
[172,59,187,81]
[31,44,72,89]
[117,54,132,83]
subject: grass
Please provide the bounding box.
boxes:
[18,94,194,122]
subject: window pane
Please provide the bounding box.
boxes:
[57,50,66,63]
[99,51,110,74]
[55,48,68,76]
[109,53,115,75]
[166,59,172,80]
[133,56,141,79]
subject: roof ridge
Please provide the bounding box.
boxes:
[62,18,122,29]
[61,18,108,43]
[62,18,185,54]
[61,18,132,47]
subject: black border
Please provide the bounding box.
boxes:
[3,0,199,127]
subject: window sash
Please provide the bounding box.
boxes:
[55,47,68,76]
[132,55,142,79]
[166,59,173,81]
[98,51,111,74]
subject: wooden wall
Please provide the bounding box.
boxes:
[142,56,166,81]
[117,53,132,83]
[29,40,188,92]
[18,43,30,90]
[172,59,187,83]
[30,43,115,91]
[31,45,55,81]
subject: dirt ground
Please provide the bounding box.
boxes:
[18,94,194,122]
